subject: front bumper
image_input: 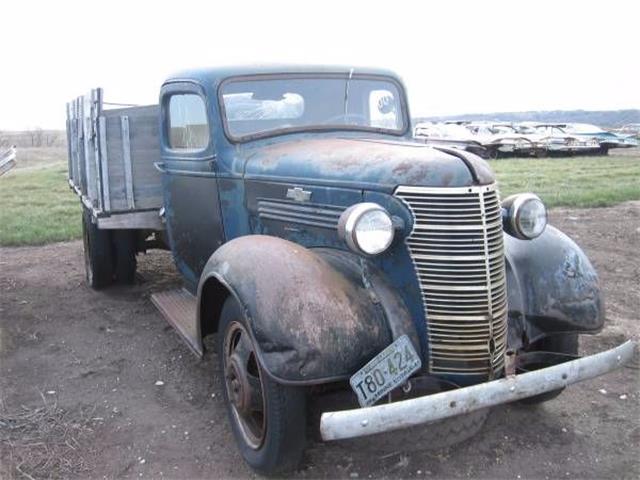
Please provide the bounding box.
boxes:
[320,340,635,441]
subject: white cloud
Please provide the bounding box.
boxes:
[0,0,638,129]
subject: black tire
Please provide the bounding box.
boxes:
[486,147,499,160]
[518,334,579,405]
[535,148,549,158]
[339,407,489,456]
[82,209,114,289]
[420,407,489,448]
[112,230,137,284]
[217,297,307,475]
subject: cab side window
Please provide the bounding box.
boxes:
[168,94,209,150]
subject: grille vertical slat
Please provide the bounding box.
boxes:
[395,184,507,376]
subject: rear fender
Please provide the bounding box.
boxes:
[197,235,419,385]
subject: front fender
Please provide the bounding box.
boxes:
[505,225,604,346]
[197,235,419,385]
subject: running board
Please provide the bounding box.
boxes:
[151,289,202,357]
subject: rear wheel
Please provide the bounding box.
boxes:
[82,209,113,289]
[518,333,579,405]
[112,230,137,284]
[217,297,307,475]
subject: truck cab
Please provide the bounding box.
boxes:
[66,66,634,475]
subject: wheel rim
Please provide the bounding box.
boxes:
[83,221,94,285]
[223,321,266,449]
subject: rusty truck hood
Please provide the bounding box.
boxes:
[242,137,494,191]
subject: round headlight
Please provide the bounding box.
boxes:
[504,193,547,239]
[338,203,394,255]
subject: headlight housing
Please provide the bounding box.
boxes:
[338,203,394,255]
[502,193,547,240]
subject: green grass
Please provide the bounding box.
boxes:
[0,151,638,246]
[0,162,81,246]
[490,154,640,208]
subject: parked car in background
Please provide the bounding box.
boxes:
[561,123,639,154]
[517,123,600,156]
[414,122,487,158]
[616,123,640,137]
[467,122,537,158]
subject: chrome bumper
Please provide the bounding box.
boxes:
[320,341,635,441]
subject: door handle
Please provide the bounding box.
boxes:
[154,159,217,177]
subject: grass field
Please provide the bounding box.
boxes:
[0,161,80,246]
[491,154,640,207]
[0,148,638,246]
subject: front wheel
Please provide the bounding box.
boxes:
[518,333,579,405]
[217,297,307,475]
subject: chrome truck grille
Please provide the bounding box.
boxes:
[395,184,507,376]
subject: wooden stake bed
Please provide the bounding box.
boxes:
[151,289,202,356]
[66,88,164,230]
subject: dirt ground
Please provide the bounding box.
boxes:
[1,203,638,479]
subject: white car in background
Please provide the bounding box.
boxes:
[413,122,488,158]
[561,123,639,154]
[616,123,640,137]
[516,123,600,156]
[466,123,538,158]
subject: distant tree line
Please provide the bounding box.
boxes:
[0,128,65,148]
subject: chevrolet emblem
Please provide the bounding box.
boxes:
[286,187,312,202]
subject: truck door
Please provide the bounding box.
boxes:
[159,83,224,291]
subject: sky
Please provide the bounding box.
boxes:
[0,0,638,130]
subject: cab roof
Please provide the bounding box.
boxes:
[163,64,403,87]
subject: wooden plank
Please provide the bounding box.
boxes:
[75,97,83,190]
[92,89,104,211]
[121,115,135,209]
[83,93,96,203]
[102,104,158,118]
[78,96,88,196]
[70,99,78,188]
[96,210,163,230]
[66,102,73,182]
[127,111,162,210]
[98,116,111,211]
[104,115,127,211]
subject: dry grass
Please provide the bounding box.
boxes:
[0,396,100,479]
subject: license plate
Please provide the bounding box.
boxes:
[350,335,422,407]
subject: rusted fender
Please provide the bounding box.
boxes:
[197,235,420,384]
[505,225,604,342]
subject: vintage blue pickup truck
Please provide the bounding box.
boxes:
[66,66,634,475]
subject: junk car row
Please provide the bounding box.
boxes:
[414,121,638,159]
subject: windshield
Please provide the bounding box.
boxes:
[491,125,517,134]
[220,75,406,141]
[535,126,567,136]
[564,123,605,133]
